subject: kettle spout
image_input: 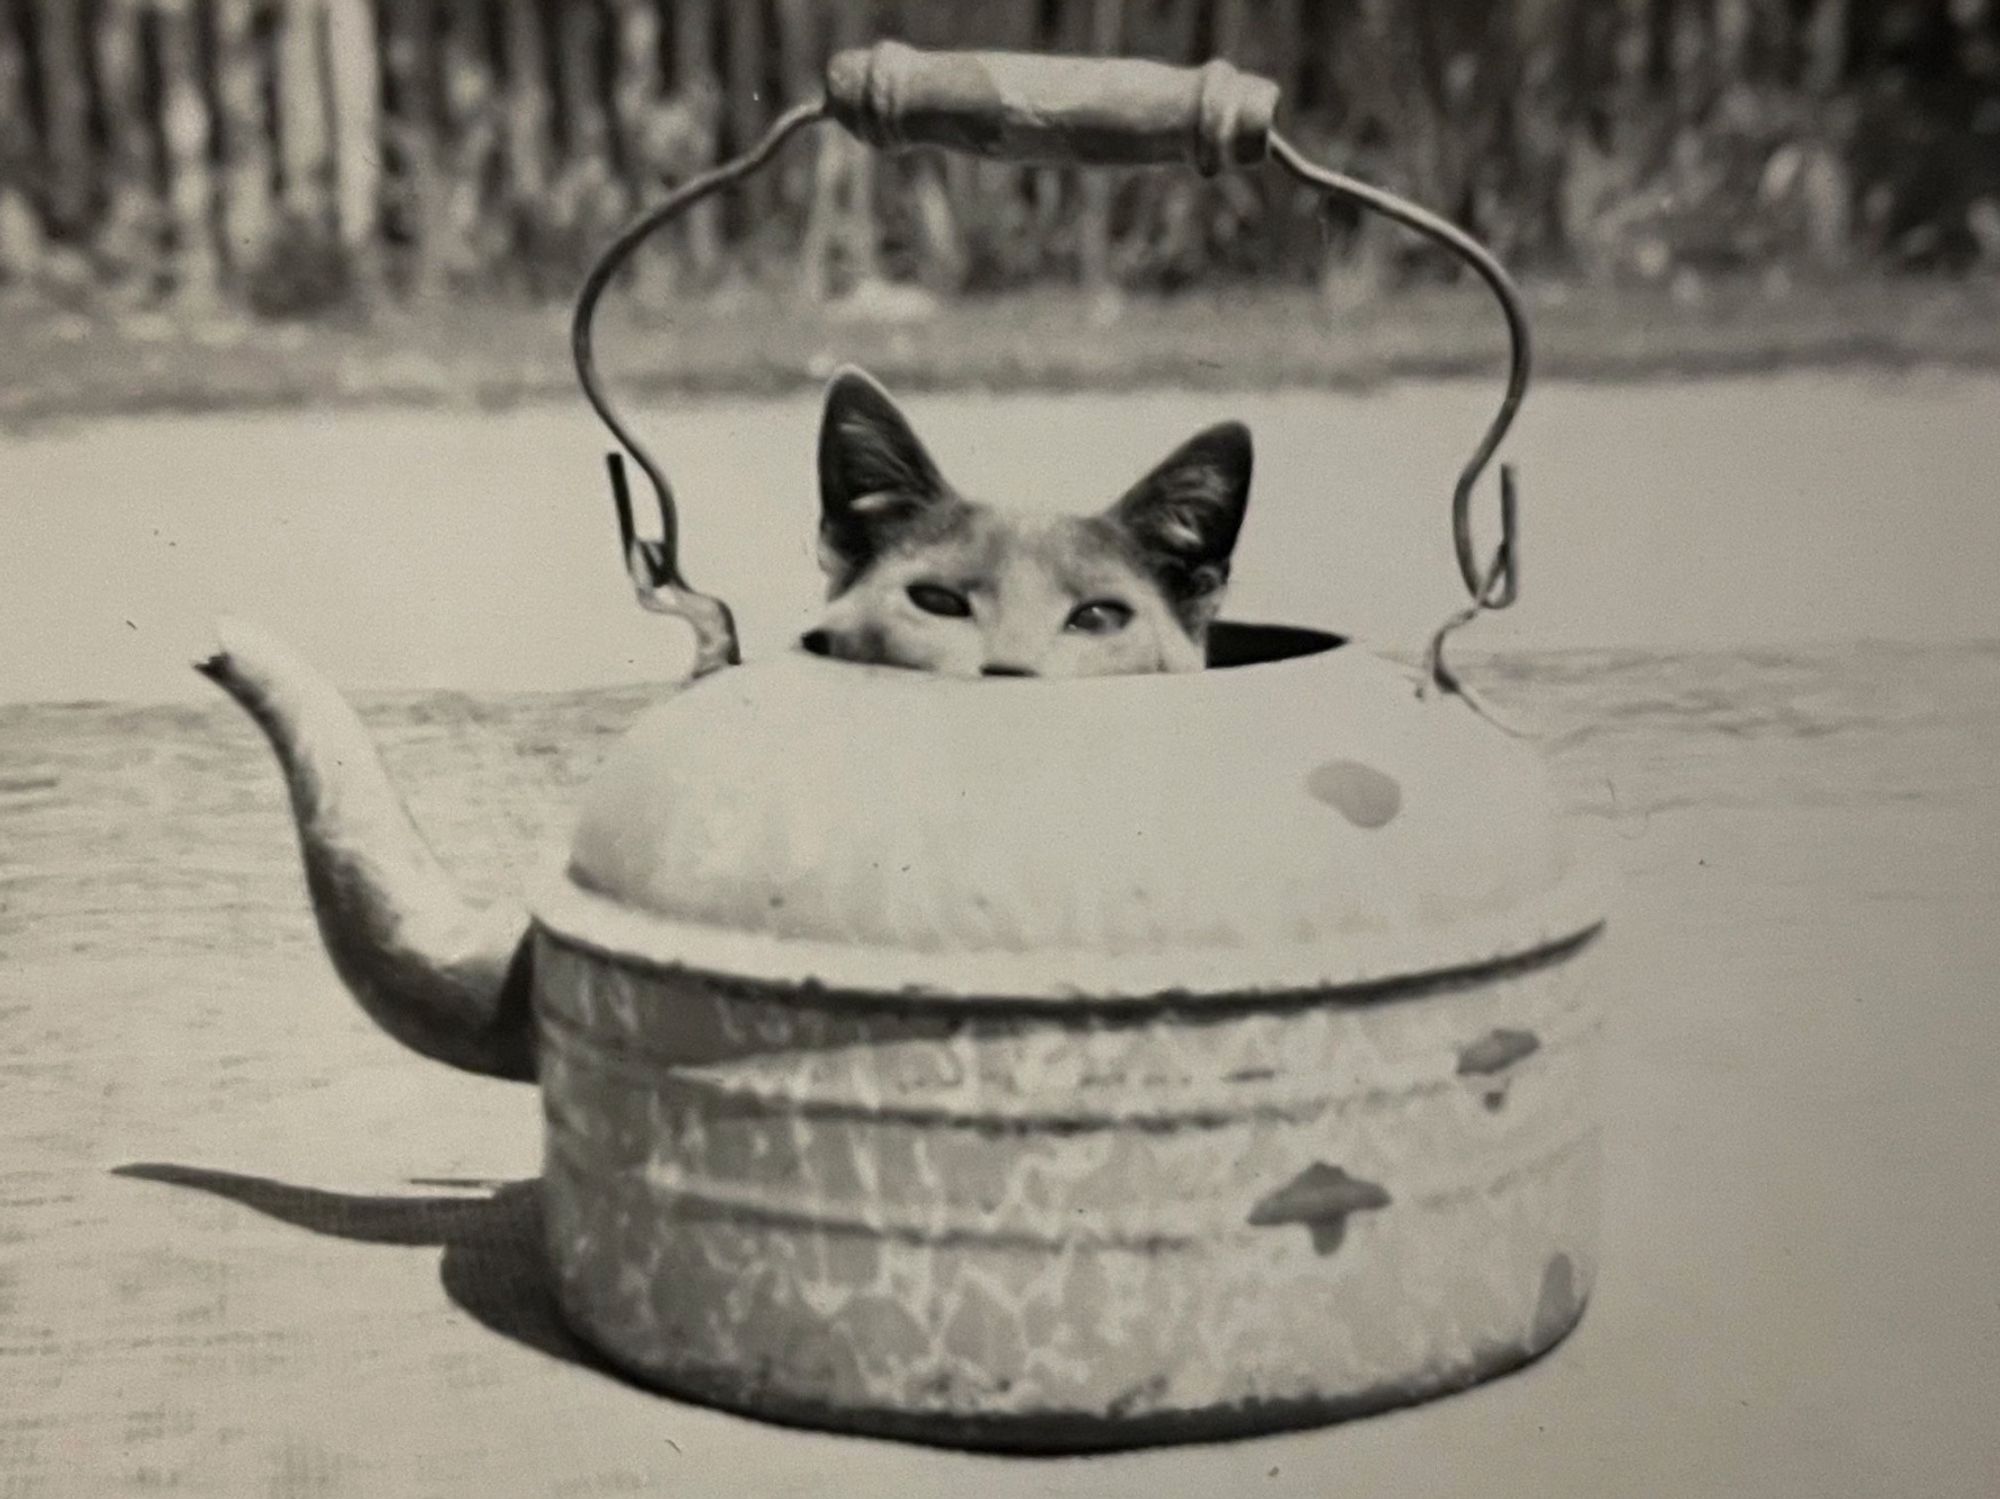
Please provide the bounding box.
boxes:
[197,619,535,1082]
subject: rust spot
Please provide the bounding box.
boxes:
[1247,1163,1392,1256]
[1482,1087,1508,1113]
[1531,1252,1580,1347]
[1305,759,1402,829]
[1457,1027,1540,1078]
[1105,1373,1170,1417]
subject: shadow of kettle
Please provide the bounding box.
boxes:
[113,1162,610,1377]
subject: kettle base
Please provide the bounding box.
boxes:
[557,1289,1589,1453]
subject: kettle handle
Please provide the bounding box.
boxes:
[822,42,1278,174]
[573,50,1530,680]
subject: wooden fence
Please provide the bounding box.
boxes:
[0,1,1994,316]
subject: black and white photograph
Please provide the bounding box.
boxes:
[2,2,1996,1494]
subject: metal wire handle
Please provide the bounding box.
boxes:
[1264,134,1527,703]
[1266,135,1527,615]
[572,49,1530,685]
[571,99,827,677]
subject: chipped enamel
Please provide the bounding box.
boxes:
[530,934,1602,1446]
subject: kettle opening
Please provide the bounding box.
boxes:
[1204,621,1345,670]
[794,621,1345,674]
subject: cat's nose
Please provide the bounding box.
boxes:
[981,663,1037,678]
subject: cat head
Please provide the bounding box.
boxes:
[805,367,1252,678]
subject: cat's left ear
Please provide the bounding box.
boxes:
[1107,421,1253,610]
[817,366,952,583]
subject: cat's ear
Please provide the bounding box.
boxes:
[817,366,950,579]
[1106,421,1252,613]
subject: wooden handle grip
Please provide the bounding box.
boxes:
[824,42,1279,174]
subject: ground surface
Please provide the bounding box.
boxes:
[2,379,1998,1495]
[9,372,2000,705]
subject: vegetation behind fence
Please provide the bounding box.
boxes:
[1,0,1996,319]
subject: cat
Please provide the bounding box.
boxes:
[803,367,1252,678]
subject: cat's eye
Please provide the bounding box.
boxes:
[1066,600,1133,635]
[907,583,972,618]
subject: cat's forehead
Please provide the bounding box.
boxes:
[896,503,1134,580]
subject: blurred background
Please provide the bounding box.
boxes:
[2,0,1999,419]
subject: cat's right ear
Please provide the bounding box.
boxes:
[817,366,950,581]
[1105,421,1253,621]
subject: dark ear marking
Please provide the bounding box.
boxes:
[1107,421,1253,618]
[817,366,953,580]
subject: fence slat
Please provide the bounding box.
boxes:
[158,0,222,306]
[1077,0,1125,294]
[1804,0,1848,96]
[889,0,966,292]
[277,0,332,228]
[797,0,880,301]
[440,0,500,281]
[382,0,444,293]
[33,0,92,237]
[672,0,721,279]
[725,0,769,226]
[93,0,158,287]
[605,0,672,299]
[610,0,662,176]
[325,0,381,264]
[216,0,278,277]
[0,7,42,291]
[557,1,610,164]
[500,0,549,211]
[772,0,819,229]
[551,0,619,264]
